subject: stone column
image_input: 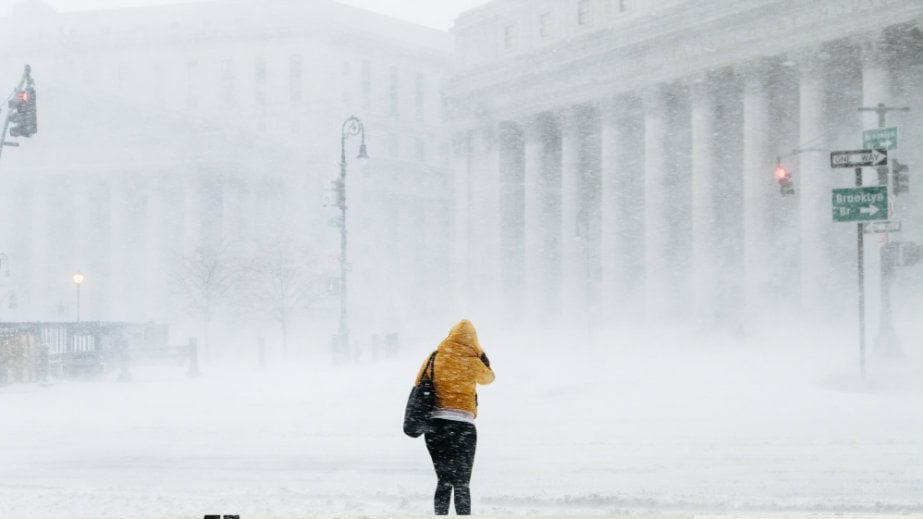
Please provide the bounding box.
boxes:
[599,97,631,322]
[688,74,720,328]
[795,51,831,319]
[559,107,583,324]
[0,178,14,249]
[236,179,255,251]
[220,176,242,245]
[474,124,503,318]
[522,114,546,324]
[144,174,170,321]
[452,131,472,309]
[29,175,51,319]
[860,34,894,141]
[72,176,96,320]
[642,85,671,321]
[469,124,501,317]
[183,175,205,257]
[0,179,14,319]
[108,177,132,322]
[740,61,777,322]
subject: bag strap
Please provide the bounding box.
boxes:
[424,351,437,380]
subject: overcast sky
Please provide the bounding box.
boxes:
[4,0,488,30]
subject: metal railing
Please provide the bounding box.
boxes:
[0,321,183,385]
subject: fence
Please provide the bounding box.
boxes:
[0,322,194,385]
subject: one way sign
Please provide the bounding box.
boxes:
[830,149,888,168]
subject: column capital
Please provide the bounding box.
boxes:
[553,104,593,136]
[686,72,717,103]
[640,83,670,113]
[520,112,554,141]
[735,59,776,94]
[785,47,831,78]
[452,130,471,156]
[473,122,497,152]
[597,94,637,122]
[853,30,891,65]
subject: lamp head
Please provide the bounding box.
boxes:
[73,272,85,285]
[356,143,369,166]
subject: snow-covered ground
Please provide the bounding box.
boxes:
[2,327,922,517]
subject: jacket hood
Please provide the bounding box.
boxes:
[440,319,483,356]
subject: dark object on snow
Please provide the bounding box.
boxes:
[403,350,437,438]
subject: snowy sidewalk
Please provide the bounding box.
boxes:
[2,339,922,517]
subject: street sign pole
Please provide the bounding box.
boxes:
[831,147,889,379]
[858,104,910,360]
[854,166,866,379]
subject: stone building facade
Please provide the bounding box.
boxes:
[445,0,923,336]
[0,0,452,350]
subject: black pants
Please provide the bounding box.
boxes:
[424,418,477,515]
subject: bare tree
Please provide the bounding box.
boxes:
[173,240,239,364]
[239,238,322,358]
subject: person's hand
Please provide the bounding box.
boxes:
[480,352,490,368]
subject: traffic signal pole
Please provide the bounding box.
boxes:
[0,65,34,164]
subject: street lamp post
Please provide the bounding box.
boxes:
[73,272,85,322]
[335,115,368,360]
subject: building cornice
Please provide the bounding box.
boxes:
[445,0,923,125]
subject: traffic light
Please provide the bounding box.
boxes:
[876,166,888,186]
[775,163,794,196]
[900,241,920,267]
[891,159,909,195]
[8,87,37,138]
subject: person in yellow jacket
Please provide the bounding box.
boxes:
[415,319,495,515]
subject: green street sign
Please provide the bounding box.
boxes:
[832,186,888,222]
[863,127,898,150]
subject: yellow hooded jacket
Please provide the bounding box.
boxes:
[415,319,495,418]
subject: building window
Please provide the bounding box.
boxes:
[152,63,164,103]
[539,12,552,38]
[388,132,400,158]
[341,61,353,107]
[608,0,626,14]
[116,62,128,87]
[415,137,426,162]
[389,66,399,117]
[415,73,425,121]
[186,59,198,109]
[578,0,591,25]
[221,59,236,106]
[503,24,516,49]
[255,58,267,108]
[361,60,372,110]
[289,55,302,105]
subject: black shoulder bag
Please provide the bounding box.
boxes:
[403,351,437,438]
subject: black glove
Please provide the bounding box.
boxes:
[480,352,490,368]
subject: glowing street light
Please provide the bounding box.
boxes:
[73,272,85,322]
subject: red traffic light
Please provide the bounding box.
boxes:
[8,87,37,138]
[775,162,794,196]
